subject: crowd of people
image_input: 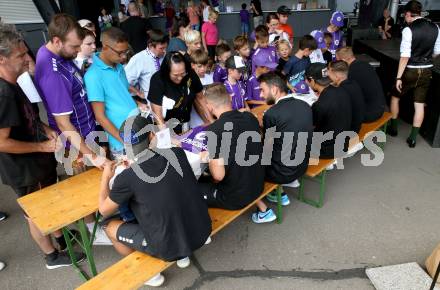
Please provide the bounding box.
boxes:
[0,0,438,287]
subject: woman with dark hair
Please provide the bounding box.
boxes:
[265,12,289,45]
[147,52,213,132]
[98,7,113,32]
[167,15,190,53]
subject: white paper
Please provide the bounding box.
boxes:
[17,72,42,103]
[156,128,172,149]
[162,96,175,118]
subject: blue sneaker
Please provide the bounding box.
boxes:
[251,209,277,224]
[266,192,290,206]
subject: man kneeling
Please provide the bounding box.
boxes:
[98,115,211,287]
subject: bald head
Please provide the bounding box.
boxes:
[336,46,355,64]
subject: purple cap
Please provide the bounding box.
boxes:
[253,49,278,70]
[310,30,326,49]
[330,11,344,27]
[294,81,309,94]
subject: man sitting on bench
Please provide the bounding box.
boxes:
[198,84,274,223]
[98,115,212,287]
[305,63,352,163]
[253,72,313,217]
[336,47,385,123]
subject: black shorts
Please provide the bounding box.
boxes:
[198,182,222,207]
[392,67,432,103]
[12,173,57,198]
[116,222,153,255]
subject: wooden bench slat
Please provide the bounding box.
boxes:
[306,112,392,178]
[17,168,101,235]
[76,182,278,290]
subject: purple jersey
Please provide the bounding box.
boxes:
[225,80,247,110]
[35,46,96,139]
[246,75,262,101]
[251,46,278,74]
[176,125,208,154]
[213,64,227,83]
[240,10,250,23]
[323,28,343,60]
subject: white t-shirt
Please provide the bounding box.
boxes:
[189,73,213,128]
[124,49,163,97]
[309,49,326,64]
[203,6,210,22]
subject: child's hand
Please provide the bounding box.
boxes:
[200,151,209,163]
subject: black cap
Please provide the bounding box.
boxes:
[305,63,332,86]
[119,114,154,157]
[277,5,291,15]
[225,55,246,72]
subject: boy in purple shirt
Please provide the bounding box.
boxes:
[246,53,278,103]
[251,25,278,74]
[213,43,231,83]
[35,14,109,169]
[240,3,250,36]
[224,56,250,111]
[322,11,345,59]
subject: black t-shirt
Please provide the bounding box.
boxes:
[339,79,365,133]
[120,16,152,54]
[148,70,203,124]
[311,85,352,159]
[0,78,57,188]
[263,97,313,184]
[323,50,333,64]
[348,60,385,122]
[276,58,288,73]
[206,110,265,210]
[251,0,262,17]
[109,147,211,261]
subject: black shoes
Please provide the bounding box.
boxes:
[45,250,86,270]
[387,126,398,137]
[406,137,416,148]
[0,212,7,221]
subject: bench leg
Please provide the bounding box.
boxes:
[61,214,99,281]
[380,121,389,150]
[77,219,98,277]
[298,171,327,208]
[62,227,89,281]
[276,185,283,224]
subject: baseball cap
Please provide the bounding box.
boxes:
[225,55,247,72]
[310,30,326,49]
[330,11,344,27]
[119,115,154,156]
[305,63,332,86]
[277,5,291,15]
[253,51,278,70]
[294,80,310,94]
[78,19,94,28]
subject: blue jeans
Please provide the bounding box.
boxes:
[241,22,249,35]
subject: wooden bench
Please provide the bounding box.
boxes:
[298,112,393,208]
[76,182,280,290]
[17,168,103,280]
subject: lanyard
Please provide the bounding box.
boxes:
[146,48,161,71]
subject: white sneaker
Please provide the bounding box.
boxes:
[144,273,165,287]
[347,142,364,155]
[176,257,190,268]
[326,160,337,171]
[92,226,113,246]
[0,261,5,271]
[204,236,212,245]
[282,179,300,188]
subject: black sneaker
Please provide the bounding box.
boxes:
[0,212,7,221]
[387,126,398,137]
[45,250,86,270]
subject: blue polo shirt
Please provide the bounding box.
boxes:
[85,53,139,152]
